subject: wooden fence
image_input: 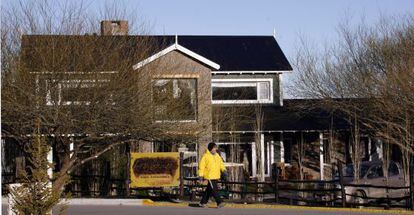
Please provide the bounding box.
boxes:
[58,162,414,211]
[182,163,414,210]
[3,153,413,211]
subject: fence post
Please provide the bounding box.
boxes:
[331,164,336,207]
[125,143,131,197]
[410,159,414,211]
[255,178,259,202]
[179,152,184,200]
[337,162,346,208]
[242,177,247,203]
[273,165,279,204]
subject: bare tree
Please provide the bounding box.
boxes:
[291,15,414,184]
[349,113,362,181]
[2,0,210,201]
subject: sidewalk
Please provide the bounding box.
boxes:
[2,197,149,206]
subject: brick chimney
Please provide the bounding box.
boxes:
[100,20,128,35]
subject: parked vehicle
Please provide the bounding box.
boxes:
[341,161,408,205]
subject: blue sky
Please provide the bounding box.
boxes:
[99,0,414,59]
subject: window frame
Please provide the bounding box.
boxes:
[366,165,384,179]
[46,79,109,106]
[152,78,198,123]
[211,78,274,104]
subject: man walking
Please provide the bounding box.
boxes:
[198,142,226,208]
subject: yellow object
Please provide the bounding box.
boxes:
[142,199,154,205]
[130,152,180,188]
[198,150,225,180]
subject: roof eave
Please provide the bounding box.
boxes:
[212,70,292,75]
[132,43,220,70]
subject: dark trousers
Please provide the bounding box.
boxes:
[200,180,222,205]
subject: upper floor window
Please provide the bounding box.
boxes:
[153,78,197,122]
[212,78,273,104]
[46,79,108,106]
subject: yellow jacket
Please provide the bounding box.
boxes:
[198,150,226,180]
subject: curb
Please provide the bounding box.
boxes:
[63,198,146,206]
[143,201,414,214]
[3,197,150,206]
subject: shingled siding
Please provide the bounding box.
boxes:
[138,50,213,157]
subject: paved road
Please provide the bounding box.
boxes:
[62,205,401,215]
[3,203,406,215]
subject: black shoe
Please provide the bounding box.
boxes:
[217,203,225,208]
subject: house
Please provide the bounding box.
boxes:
[17,20,291,164]
[2,20,395,196]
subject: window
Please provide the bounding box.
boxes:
[388,162,399,176]
[217,142,253,176]
[153,78,197,122]
[212,79,273,104]
[46,79,108,105]
[366,165,384,179]
[344,164,370,178]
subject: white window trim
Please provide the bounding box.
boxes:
[46,79,109,106]
[212,70,292,75]
[132,43,220,70]
[30,71,118,74]
[211,78,273,104]
[154,120,197,123]
[216,142,252,145]
[279,74,284,106]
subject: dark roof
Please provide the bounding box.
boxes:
[174,36,292,71]
[214,99,353,132]
[262,99,351,131]
[21,35,292,72]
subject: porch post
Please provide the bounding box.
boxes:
[260,133,265,180]
[270,141,275,165]
[377,139,383,160]
[251,142,257,177]
[280,132,285,163]
[368,137,372,161]
[319,132,324,180]
[69,137,74,158]
[138,140,153,153]
[126,143,131,197]
[47,145,53,202]
[47,146,53,180]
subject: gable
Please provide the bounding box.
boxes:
[132,43,220,70]
[145,50,213,74]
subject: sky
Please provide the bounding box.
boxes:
[96,0,413,58]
